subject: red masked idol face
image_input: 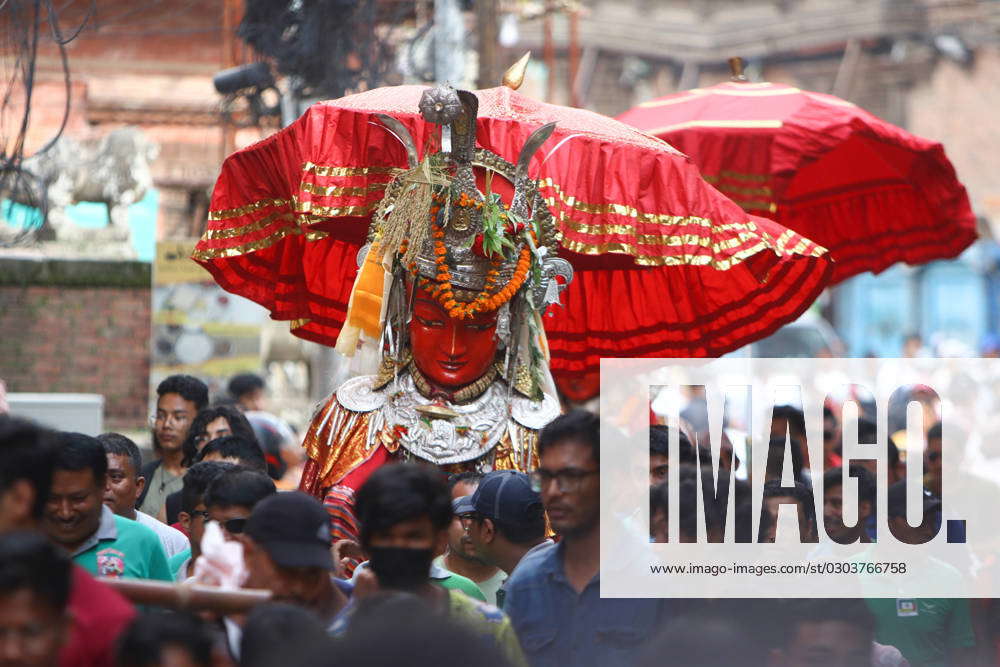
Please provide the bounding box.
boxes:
[410,287,499,389]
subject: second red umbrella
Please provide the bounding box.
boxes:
[618,75,977,283]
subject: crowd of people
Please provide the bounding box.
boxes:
[0,372,993,666]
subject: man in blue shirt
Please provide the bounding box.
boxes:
[504,410,668,667]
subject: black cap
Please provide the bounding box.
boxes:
[886,481,942,518]
[469,470,544,525]
[245,492,333,569]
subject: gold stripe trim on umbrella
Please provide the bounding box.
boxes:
[559,218,760,253]
[301,163,398,177]
[289,318,312,329]
[195,170,824,264]
[539,179,712,227]
[703,170,771,183]
[731,200,778,213]
[539,179,764,238]
[194,228,331,261]
[192,226,304,260]
[209,198,290,221]
[773,229,794,255]
[561,238,771,270]
[647,119,784,134]
[194,210,824,266]
[299,182,388,198]
[201,211,294,241]
[293,200,379,217]
[712,182,774,197]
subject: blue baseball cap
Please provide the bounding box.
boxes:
[469,470,544,525]
[453,495,476,515]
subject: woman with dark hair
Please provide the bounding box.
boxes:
[180,406,256,468]
[161,407,259,527]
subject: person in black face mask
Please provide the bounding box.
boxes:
[351,464,528,666]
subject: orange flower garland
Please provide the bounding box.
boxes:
[397,191,535,320]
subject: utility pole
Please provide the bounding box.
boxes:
[434,0,465,84]
[568,7,580,107]
[476,0,500,89]
[543,0,555,101]
[220,0,241,161]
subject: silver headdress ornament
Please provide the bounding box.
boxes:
[357,71,574,400]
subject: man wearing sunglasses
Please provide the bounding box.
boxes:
[204,469,276,542]
[504,410,669,667]
[172,461,236,581]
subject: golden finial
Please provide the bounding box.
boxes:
[503,52,531,90]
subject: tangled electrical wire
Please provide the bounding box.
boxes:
[0,0,96,246]
[237,0,411,100]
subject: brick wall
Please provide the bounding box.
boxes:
[0,258,151,430]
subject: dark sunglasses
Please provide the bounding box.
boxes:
[223,518,248,534]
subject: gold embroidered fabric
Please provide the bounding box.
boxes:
[302,394,379,492]
[209,198,289,221]
[201,211,294,241]
[299,182,388,198]
[301,163,397,177]
[196,162,826,266]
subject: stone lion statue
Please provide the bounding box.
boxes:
[3,127,158,246]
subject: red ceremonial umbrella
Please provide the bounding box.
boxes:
[617,74,977,283]
[193,84,833,386]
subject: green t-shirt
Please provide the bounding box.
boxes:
[168,547,193,581]
[73,510,173,582]
[433,570,487,602]
[447,588,527,667]
[865,598,975,667]
[432,554,508,605]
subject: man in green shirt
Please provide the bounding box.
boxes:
[43,433,172,581]
[433,472,505,604]
[866,598,975,667]
[864,482,976,667]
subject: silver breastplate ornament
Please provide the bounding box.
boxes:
[336,373,559,466]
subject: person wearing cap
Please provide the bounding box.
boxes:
[460,470,551,607]
[864,481,976,667]
[435,473,506,605]
[351,464,528,667]
[242,492,352,634]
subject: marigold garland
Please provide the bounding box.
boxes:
[396,191,535,320]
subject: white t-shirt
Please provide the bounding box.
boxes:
[432,555,508,606]
[135,510,190,558]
